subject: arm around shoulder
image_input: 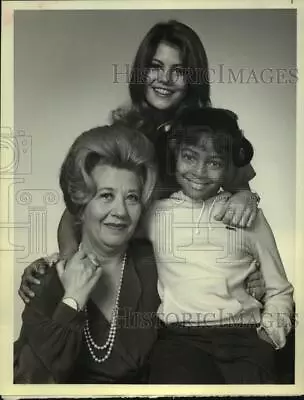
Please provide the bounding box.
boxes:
[57,208,80,259]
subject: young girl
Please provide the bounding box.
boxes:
[145,107,294,384]
[19,21,263,307]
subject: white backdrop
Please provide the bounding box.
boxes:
[13,9,296,338]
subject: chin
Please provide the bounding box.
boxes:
[102,239,127,251]
[147,99,174,111]
[187,188,217,202]
[146,92,181,111]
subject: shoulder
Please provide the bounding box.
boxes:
[128,238,156,263]
[248,209,269,231]
[144,199,175,236]
[245,208,276,244]
[150,198,176,213]
[128,239,158,280]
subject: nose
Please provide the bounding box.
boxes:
[193,161,207,178]
[111,195,128,218]
[158,67,171,84]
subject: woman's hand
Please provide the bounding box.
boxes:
[18,259,50,304]
[214,190,259,228]
[56,247,103,310]
[245,262,266,302]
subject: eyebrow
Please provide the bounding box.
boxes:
[152,58,183,67]
[97,187,114,191]
[96,187,140,193]
[182,146,224,159]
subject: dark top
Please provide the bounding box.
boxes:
[14,239,160,384]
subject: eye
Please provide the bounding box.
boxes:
[181,151,196,163]
[126,193,140,204]
[98,192,114,202]
[171,66,185,77]
[208,160,224,168]
[150,62,162,71]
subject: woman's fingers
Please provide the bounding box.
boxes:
[90,266,103,286]
[74,247,87,261]
[56,259,67,278]
[64,247,86,272]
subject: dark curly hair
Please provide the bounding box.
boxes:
[170,107,254,168]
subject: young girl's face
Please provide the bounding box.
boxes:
[176,135,227,201]
[145,42,187,111]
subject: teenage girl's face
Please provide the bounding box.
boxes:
[145,42,187,111]
[176,135,227,202]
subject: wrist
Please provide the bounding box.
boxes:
[62,296,81,312]
[63,292,88,310]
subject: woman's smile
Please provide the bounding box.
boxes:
[103,221,129,231]
[151,86,176,96]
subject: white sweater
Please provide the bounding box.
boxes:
[145,190,294,349]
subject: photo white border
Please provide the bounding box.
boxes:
[1,0,303,396]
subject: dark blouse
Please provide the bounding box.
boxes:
[14,239,160,384]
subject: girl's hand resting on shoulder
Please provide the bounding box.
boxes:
[18,254,60,304]
[214,190,259,228]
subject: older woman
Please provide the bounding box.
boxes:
[14,124,160,384]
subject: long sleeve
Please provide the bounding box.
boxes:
[14,264,86,383]
[247,210,294,349]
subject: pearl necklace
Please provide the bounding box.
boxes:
[83,254,126,363]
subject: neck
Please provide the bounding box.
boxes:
[179,190,221,205]
[142,102,179,124]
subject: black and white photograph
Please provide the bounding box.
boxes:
[1,0,303,396]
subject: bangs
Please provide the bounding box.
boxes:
[178,127,233,158]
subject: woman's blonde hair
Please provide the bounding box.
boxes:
[60,124,157,217]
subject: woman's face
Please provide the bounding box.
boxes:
[145,42,187,111]
[82,164,142,253]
